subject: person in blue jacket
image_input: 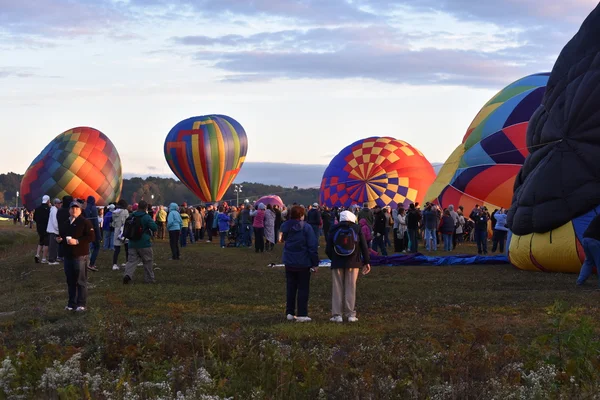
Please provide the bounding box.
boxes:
[492,208,509,253]
[167,202,183,260]
[280,205,319,322]
[217,206,231,248]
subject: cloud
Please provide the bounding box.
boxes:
[0,67,60,79]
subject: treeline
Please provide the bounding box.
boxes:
[0,173,319,207]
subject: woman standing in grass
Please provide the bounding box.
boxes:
[280,205,319,322]
[250,203,266,253]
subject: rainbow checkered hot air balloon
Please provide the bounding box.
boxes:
[164,115,248,202]
[320,137,435,208]
[425,73,550,212]
[20,127,123,209]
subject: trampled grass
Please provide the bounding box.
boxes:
[0,221,599,399]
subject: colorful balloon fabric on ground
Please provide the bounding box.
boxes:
[20,127,123,209]
[164,115,248,203]
[425,73,550,213]
[507,5,600,273]
[320,137,435,209]
[256,195,284,208]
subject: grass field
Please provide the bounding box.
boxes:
[0,221,599,399]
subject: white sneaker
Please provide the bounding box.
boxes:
[348,316,359,322]
[112,264,120,271]
[286,314,296,321]
[41,259,48,264]
[121,263,127,267]
[296,316,312,323]
[137,262,143,266]
[76,306,86,312]
[330,315,343,323]
[64,306,74,311]
[48,261,59,266]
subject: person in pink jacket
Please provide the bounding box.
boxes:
[359,218,372,248]
[250,203,266,253]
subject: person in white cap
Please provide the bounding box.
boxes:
[325,210,371,323]
[34,195,52,263]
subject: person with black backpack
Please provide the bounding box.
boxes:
[326,210,371,323]
[122,201,157,284]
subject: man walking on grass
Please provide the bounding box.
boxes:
[34,195,51,264]
[123,200,157,284]
[46,198,61,265]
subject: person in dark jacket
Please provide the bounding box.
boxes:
[34,195,51,263]
[306,203,322,241]
[280,205,319,322]
[56,195,73,261]
[57,201,95,312]
[123,201,158,284]
[326,210,371,323]
[470,206,489,255]
[422,204,438,251]
[84,196,101,271]
[322,207,332,238]
[371,206,387,256]
[406,203,420,253]
[438,209,455,251]
[577,213,600,286]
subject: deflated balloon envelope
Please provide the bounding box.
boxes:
[507,4,600,272]
[425,73,549,212]
[20,127,123,209]
[164,115,248,203]
[319,137,435,209]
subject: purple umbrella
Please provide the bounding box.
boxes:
[256,195,284,208]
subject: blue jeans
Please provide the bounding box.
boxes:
[443,233,452,251]
[89,241,100,266]
[425,228,437,251]
[220,231,227,247]
[408,229,418,253]
[102,230,114,250]
[475,230,487,254]
[577,237,600,286]
[372,234,388,256]
[239,223,252,246]
[188,226,195,243]
[64,256,88,308]
[384,227,391,247]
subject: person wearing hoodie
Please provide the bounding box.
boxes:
[84,196,101,271]
[359,218,373,248]
[102,204,115,250]
[46,198,62,265]
[357,204,374,230]
[326,210,371,323]
[438,209,455,251]
[111,199,130,270]
[422,204,438,251]
[34,195,51,264]
[217,206,231,248]
[492,208,509,253]
[167,202,183,260]
[250,203,266,253]
[371,206,387,256]
[123,201,158,284]
[57,195,73,261]
[280,205,319,322]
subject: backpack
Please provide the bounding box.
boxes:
[333,225,359,257]
[123,215,144,240]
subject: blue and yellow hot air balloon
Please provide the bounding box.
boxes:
[164,115,248,202]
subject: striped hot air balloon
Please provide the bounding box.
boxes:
[20,127,123,209]
[164,115,248,202]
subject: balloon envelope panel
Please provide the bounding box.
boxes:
[20,127,123,209]
[256,195,284,208]
[320,137,435,209]
[164,115,248,202]
[425,73,550,211]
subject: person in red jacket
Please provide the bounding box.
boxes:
[57,201,95,312]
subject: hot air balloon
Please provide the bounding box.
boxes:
[425,73,550,213]
[320,137,435,209]
[164,115,248,203]
[256,195,284,208]
[20,127,123,210]
[507,5,600,273]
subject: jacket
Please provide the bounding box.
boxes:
[103,211,113,232]
[252,209,265,228]
[156,209,167,222]
[357,208,374,228]
[57,196,73,230]
[280,220,319,268]
[217,213,231,232]
[84,196,100,243]
[193,209,202,228]
[128,210,158,249]
[111,208,129,245]
[359,218,372,241]
[181,212,190,228]
[439,215,455,234]
[494,213,509,232]
[422,209,437,230]
[406,209,420,229]
[167,203,183,231]
[307,208,321,226]
[326,222,370,269]
[59,215,95,258]
[373,210,386,235]
[46,205,59,235]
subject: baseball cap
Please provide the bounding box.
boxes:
[70,201,82,208]
[53,198,62,204]
[108,204,116,211]
[339,210,357,223]
[42,195,50,204]
[313,202,319,207]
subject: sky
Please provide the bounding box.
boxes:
[0,0,597,184]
